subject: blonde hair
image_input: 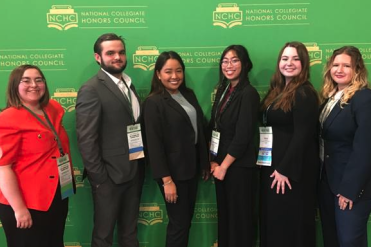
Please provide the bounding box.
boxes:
[321,46,369,106]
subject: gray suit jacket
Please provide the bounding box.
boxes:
[76,69,142,186]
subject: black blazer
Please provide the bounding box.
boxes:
[321,88,371,201]
[143,88,208,181]
[76,70,142,186]
[209,83,260,168]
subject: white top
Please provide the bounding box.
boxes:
[101,69,140,122]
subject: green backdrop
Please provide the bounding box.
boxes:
[1,0,371,246]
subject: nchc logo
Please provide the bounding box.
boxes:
[138,204,163,225]
[51,88,78,112]
[213,3,242,28]
[47,5,78,31]
[304,43,323,66]
[133,46,160,71]
[73,167,85,188]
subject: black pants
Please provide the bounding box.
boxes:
[0,187,68,247]
[159,176,198,247]
[215,166,257,247]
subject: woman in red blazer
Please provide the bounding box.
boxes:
[0,65,75,247]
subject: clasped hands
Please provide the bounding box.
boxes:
[210,161,227,180]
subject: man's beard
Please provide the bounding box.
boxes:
[100,59,126,75]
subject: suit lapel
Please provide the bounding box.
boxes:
[222,87,237,114]
[97,70,133,115]
[164,90,193,127]
[322,103,342,135]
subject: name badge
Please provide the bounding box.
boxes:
[57,154,74,199]
[127,124,145,160]
[210,130,220,156]
[257,127,273,166]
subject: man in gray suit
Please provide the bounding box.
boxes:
[76,33,144,247]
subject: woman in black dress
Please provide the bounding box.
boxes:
[260,41,319,247]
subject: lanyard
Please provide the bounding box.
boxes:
[121,79,136,123]
[22,105,65,156]
[213,82,231,130]
[262,104,272,127]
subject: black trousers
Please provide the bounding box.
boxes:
[215,166,257,247]
[159,176,198,247]
[0,187,68,247]
[90,164,144,247]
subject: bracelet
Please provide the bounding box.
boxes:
[162,179,173,187]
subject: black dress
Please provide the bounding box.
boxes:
[260,82,319,247]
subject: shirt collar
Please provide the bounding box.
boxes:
[101,68,132,87]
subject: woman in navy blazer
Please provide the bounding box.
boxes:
[143,51,209,247]
[209,45,260,247]
[319,46,371,247]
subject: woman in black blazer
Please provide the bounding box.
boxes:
[259,42,319,247]
[318,46,371,247]
[143,51,209,247]
[209,45,260,247]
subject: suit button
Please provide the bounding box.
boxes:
[325,155,329,158]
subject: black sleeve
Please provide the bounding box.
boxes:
[277,85,319,182]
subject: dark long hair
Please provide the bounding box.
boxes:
[211,45,253,116]
[148,51,191,96]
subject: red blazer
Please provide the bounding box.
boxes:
[0,100,72,211]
